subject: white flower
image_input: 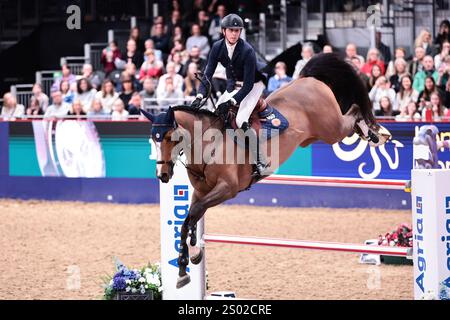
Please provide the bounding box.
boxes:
[139,277,146,283]
[126,286,131,292]
[125,280,131,285]
[140,288,146,294]
[144,285,148,289]
[109,280,114,286]
[131,288,137,293]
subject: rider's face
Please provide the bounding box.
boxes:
[223,28,241,45]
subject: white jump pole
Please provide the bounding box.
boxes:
[411,169,450,300]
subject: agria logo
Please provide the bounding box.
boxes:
[438,197,450,299]
[415,196,426,293]
[167,185,190,270]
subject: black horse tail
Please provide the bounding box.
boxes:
[299,53,378,130]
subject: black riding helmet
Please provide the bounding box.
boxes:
[221,13,244,29]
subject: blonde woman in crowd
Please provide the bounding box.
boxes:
[111,99,129,121]
[415,29,434,55]
[95,79,120,113]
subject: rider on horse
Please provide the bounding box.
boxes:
[190,13,269,177]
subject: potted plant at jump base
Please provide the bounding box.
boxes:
[378,223,413,265]
[103,258,162,300]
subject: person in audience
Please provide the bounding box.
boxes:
[436,54,450,89]
[87,99,110,119]
[128,92,143,116]
[350,56,370,90]
[1,93,25,119]
[170,39,189,64]
[144,39,163,62]
[395,101,421,121]
[369,76,396,110]
[267,62,292,94]
[30,83,49,112]
[389,58,409,92]
[26,97,44,116]
[375,95,399,117]
[81,63,102,89]
[169,51,185,75]
[186,24,210,59]
[293,43,315,79]
[124,63,142,91]
[157,62,184,97]
[44,91,70,119]
[434,40,450,70]
[368,64,383,91]
[395,75,419,111]
[118,74,137,109]
[417,76,443,111]
[101,41,122,75]
[415,29,434,55]
[413,55,439,93]
[167,9,183,39]
[196,10,211,36]
[345,43,365,64]
[139,49,164,82]
[67,99,87,119]
[125,39,144,69]
[157,76,184,107]
[75,78,97,113]
[151,22,171,57]
[209,4,226,42]
[429,92,447,120]
[409,46,426,76]
[111,99,129,121]
[130,26,145,53]
[434,20,450,52]
[180,46,206,77]
[95,79,119,113]
[375,31,391,63]
[51,64,77,92]
[183,62,201,97]
[385,47,407,79]
[361,48,385,76]
[140,78,157,111]
[60,80,75,104]
[322,45,333,53]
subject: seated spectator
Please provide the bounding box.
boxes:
[170,39,189,64]
[436,55,450,89]
[157,77,184,107]
[51,64,77,92]
[293,44,315,79]
[421,92,446,121]
[413,56,439,92]
[369,76,396,111]
[167,9,183,39]
[375,96,399,117]
[444,75,450,107]
[183,62,201,97]
[81,63,102,90]
[375,31,391,63]
[95,80,119,113]
[124,63,142,91]
[368,64,383,91]
[171,26,185,49]
[101,41,122,75]
[417,76,443,111]
[144,39,163,62]
[395,101,421,121]
[322,45,333,53]
[150,16,166,36]
[169,52,185,75]
[1,93,25,119]
[140,78,157,110]
[151,22,171,58]
[389,58,409,92]
[157,62,184,97]
[181,46,206,77]
[139,50,164,82]
[415,29,434,56]
[409,46,426,76]
[209,4,226,42]
[27,97,44,116]
[67,100,87,119]
[31,83,49,112]
[186,24,210,59]
[434,40,450,70]
[44,91,71,119]
[118,74,137,109]
[395,75,419,111]
[196,10,210,36]
[75,78,97,113]
[434,20,450,52]
[60,80,75,104]
[111,99,129,121]
[385,47,407,79]
[361,48,385,76]
[125,39,144,69]
[128,92,143,116]
[267,62,292,94]
[345,43,365,65]
[349,56,370,90]
[87,99,110,119]
[130,26,145,53]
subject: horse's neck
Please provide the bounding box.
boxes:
[175,110,218,132]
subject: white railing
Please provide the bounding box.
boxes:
[60,56,87,75]
[84,43,108,71]
[36,70,60,96]
[10,84,33,107]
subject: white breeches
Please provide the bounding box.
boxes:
[216,81,265,128]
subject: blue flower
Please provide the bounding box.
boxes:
[112,275,127,290]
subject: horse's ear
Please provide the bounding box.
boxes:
[140,109,154,123]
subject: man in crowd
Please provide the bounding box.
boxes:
[44,91,71,119]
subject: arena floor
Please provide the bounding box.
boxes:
[0,199,413,300]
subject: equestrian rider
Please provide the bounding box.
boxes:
[191,13,269,176]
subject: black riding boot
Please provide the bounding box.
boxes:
[241,122,270,177]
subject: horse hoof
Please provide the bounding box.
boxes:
[190,247,204,265]
[176,274,191,289]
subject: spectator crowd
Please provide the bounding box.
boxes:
[1,2,450,122]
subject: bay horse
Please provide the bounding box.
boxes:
[141,53,391,288]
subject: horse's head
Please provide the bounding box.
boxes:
[141,108,179,183]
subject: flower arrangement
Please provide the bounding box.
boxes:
[103,258,162,300]
[378,223,413,247]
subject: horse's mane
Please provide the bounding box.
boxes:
[171,105,218,119]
